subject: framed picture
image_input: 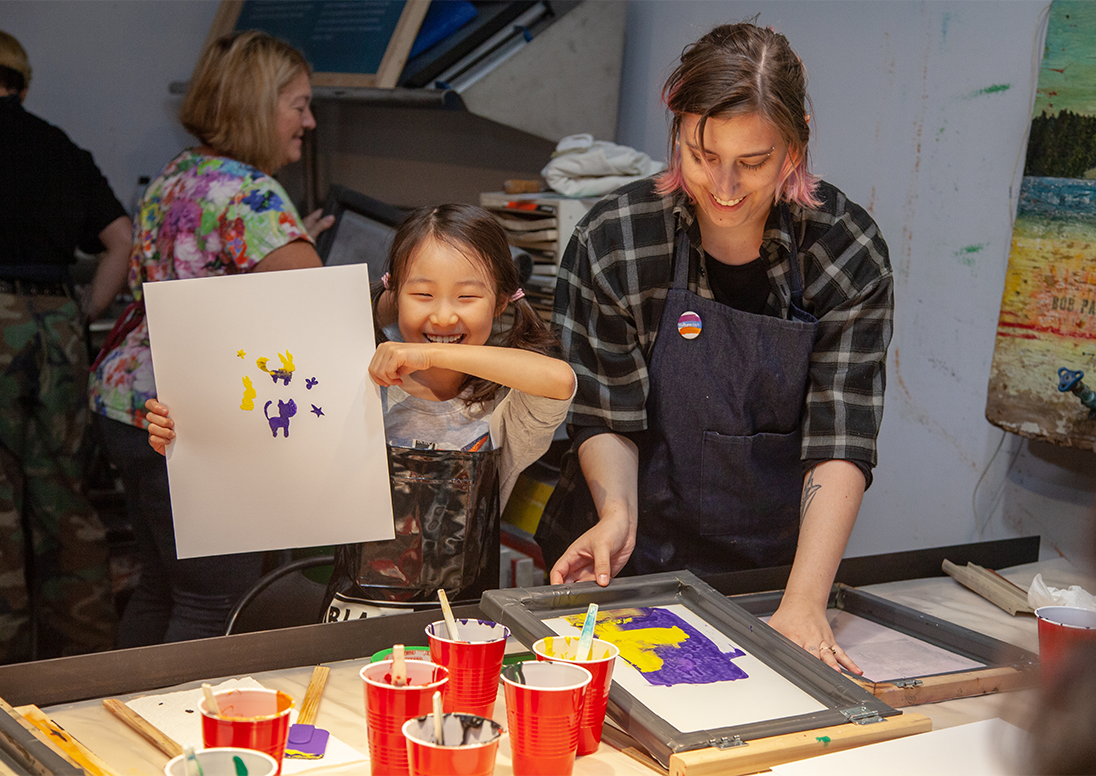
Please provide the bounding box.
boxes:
[205,0,430,88]
[315,184,407,282]
[733,584,1039,708]
[482,571,916,770]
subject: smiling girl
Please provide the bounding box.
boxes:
[147,204,575,614]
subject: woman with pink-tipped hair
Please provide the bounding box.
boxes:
[537,21,894,674]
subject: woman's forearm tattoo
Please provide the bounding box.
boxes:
[801,470,821,522]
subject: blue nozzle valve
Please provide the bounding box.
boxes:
[1057,367,1096,417]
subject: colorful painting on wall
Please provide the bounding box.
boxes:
[543,603,826,733]
[143,264,394,558]
[986,0,1096,448]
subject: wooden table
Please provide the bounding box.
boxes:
[2,542,1089,775]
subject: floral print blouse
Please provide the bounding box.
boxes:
[89,149,312,427]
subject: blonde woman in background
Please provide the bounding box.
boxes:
[89,31,332,646]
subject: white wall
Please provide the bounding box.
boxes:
[619,1,1095,569]
[5,0,1092,567]
[1,1,218,209]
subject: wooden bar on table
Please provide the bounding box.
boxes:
[942,559,1034,615]
[668,712,933,776]
[102,698,182,758]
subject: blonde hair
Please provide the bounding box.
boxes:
[0,30,31,91]
[179,31,310,174]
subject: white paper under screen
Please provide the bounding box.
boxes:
[826,609,985,681]
[143,264,393,558]
[543,603,826,733]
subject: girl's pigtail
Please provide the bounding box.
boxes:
[369,280,389,345]
[502,297,559,358]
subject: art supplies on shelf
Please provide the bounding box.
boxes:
[480,191,597,322]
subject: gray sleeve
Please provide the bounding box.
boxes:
[490,374,576,507]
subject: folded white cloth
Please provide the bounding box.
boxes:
[541,133,665,198]
[1028,573,1096,610]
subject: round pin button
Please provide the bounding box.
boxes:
[677,311,702,339]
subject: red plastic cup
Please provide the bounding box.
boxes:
[426,619,510,718]
[199,689,293,775]
[1036,606,1096,682]
[501,660,591,776]
[532,636,619,755]
[361,659,449,776]
[402,712,503,776]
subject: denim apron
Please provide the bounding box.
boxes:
[325,444,501,617]
[631,216,818,575]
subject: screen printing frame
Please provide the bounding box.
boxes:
[481,570,902,769]
[732,584,1039,707]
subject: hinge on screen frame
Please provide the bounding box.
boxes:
[893,678,923,689]
[840,704,885,725]
[708,734,747,749]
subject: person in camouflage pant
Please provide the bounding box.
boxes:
[0,30,130,663]
[0,293,118,662]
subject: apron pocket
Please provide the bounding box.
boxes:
[698,429,802,541]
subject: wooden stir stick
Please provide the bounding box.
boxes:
[102,698,182,758]
[438,589,460,642]
[297,665,331,726]
[392,644,408,687]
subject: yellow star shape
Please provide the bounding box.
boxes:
[237,349,246,359]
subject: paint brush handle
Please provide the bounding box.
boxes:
[392,644,407,687]
[432,690,444,746]
[577,603,598,661]
[439,589,460,641]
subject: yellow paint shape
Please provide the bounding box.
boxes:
[240,375,256,410]
[564,609,687,673]
[237,349,246,359]
[256,351,295,374]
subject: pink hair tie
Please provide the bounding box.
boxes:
[510,288,525,303]
[381,272,391,290]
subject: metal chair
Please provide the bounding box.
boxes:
[222,555,335,636]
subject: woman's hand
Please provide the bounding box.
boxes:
[302,208,335,240]
[368,341,433,387]
[767,594,862,674]
[549,511,636,587]
[144,398,175,456]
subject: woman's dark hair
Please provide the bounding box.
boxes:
[655,21,820,208]
[373,203,558,407]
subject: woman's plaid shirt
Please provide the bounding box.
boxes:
[551,177,893,475]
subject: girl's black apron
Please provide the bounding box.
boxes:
[325,444,500,615]
[541,210,817,576]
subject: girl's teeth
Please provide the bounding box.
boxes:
[426,334,462,344]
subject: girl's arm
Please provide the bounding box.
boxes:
[370,342,575,400]
[144,398,175,456]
